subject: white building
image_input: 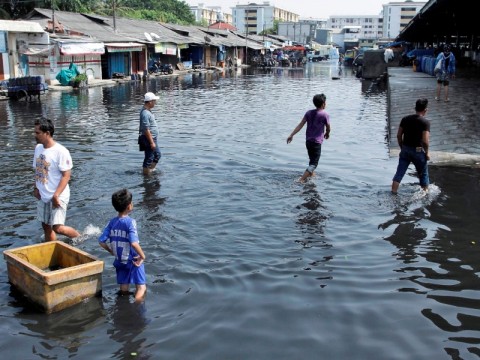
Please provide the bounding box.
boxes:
[232,1,299,35]
[278,19,327,45]
[0,20,48,80]
[327,15,383,40]
[189,3,233,26]
[382,0,426,39]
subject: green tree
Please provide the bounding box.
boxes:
[0,0,195,23]
[55,0,98,12]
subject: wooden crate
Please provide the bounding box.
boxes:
[3,241,104,313]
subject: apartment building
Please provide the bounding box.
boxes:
[189,3,233,26]
[278,19,328,45]
[382,1,426,38]
[232,1,299,35]
[327,15,383,40]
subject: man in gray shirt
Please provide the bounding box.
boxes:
[139,92,161,175]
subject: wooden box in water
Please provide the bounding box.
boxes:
[3,241,104,313]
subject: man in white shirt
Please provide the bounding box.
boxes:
[33,117,80,241]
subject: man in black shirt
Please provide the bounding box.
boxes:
[391,98,430,194]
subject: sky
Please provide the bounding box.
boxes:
[183,0,416,18]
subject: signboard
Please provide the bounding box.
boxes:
[155,43,177,55]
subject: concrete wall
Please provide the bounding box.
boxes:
[362,50,387,79]
[360,49,403,79]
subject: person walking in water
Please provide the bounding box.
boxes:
[391,98,430,194]
[287,93,331,182]
[139,92,161,175]
[99,188,147,302]
[33,117,80,241]
[434,44,456,102]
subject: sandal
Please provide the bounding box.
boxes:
[445,98,449,102]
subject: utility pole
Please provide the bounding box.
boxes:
[245,10,248,65]
[113,0,117,32]
[51,0,55,35]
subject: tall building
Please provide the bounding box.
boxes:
[189,3,233,26]
[232,1,299,35]
[278,19,328,45]
[327,15,383,40]
[382,0,426,38]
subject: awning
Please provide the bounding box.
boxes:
[59,42,105,55]
[282,46,306,51]
[105,42,144,53]
[20,46,52,58]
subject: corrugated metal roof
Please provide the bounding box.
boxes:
[20,8,266,50]
[0,20,45,33]
[24,8,192,45]
[111,18,190,44]
[162,23,264,50]
[25,8,138,42]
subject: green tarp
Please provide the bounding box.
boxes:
[55,62,80,86]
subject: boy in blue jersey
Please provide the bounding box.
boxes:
[99,189,147,302]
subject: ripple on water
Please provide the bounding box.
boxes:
[0,64,479,359]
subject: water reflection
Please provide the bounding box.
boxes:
[139,176,166,215]
[11,291,104,357]
[108,295,150,360]
[1,62,480,359]
[379,166,480,351]
[294,182,331,249]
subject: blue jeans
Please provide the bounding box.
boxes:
[392,145,429,187]
[306,140,322,174]
[143,137,161,168]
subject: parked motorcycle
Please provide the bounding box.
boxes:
[158,63,174,74]
[148,61,174,75]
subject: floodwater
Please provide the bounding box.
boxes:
[1,62,479,360]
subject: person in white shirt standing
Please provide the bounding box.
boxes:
[33,117,80,241]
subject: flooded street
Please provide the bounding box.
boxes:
[1,62,480,359]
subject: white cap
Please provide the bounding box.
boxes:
[144,92,159,102]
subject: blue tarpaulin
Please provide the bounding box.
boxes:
[56,62,80,86]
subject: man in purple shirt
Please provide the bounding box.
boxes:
[287,93,331,182]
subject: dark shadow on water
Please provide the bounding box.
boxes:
[138,176,166,214]
[108,294,151,360]
[294,181,331,249]
[7,285,105,356]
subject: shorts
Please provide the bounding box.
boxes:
[306,140,322,174]
[37,199,68,226]
[115,261,146,285]
[436,71,450,85]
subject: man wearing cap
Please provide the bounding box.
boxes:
[139,92,161,175]
[434,44,456,102]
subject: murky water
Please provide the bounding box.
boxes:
[1,63,480,359]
